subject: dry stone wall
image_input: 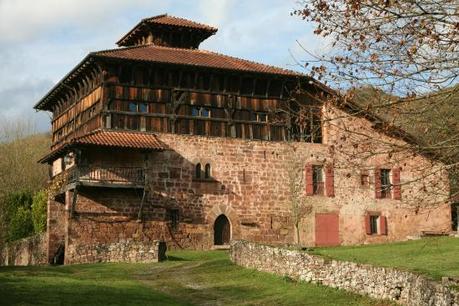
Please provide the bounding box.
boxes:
[230,240,459,306]
[65,239,166,264]
[0,234,47,266]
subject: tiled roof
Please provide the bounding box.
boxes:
[145,14,217,32]
[94,45,301,76]
[117,14,217,46]
[73,130,165,150]
[38,130,165,163]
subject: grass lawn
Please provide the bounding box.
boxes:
[312,236,459,280]
[0,250,388,306]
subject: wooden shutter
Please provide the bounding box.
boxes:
[305,164,314,196]
[380,216,388,235]
[374,167,382,199]
[392,167,401,200]
[365,214,372,235]
[325,165,335,197]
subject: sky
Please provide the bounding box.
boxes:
[0,0,329,133]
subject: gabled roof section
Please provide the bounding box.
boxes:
[38,130,166,163]
[93,44,301,76]
[117,14,218,47]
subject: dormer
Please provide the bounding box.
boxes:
[116,14,218,49]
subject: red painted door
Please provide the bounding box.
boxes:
[315,213,340,246]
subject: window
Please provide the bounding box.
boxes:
[204,164,211,179]
[139,103,148,113]
[191,106,211,118]
[313,166,324,195]
[381,169,391,198]
[366,213,387,235]
[195,163,202,179]
[361,172,370,187]
[370,215,379,235]
[257,113,267,122]
[128,102,137,112]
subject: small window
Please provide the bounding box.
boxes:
[195,163,202,179]
[381,169,391,198]
[191,106,211,118]
[201,108,210,118]
[361,173,370,187]
[204,164,211,179]
[128,102,137,113]
[313,166,324,195]
[257,113,267,122]
[370,215,379,235]
[139,103,148,113]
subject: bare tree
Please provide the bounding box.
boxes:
[292,0,459,201]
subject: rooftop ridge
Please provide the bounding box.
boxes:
[93,44,302,76]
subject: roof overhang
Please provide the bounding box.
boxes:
[38,130,167,164]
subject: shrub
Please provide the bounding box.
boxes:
[31,190,48,234]
[8,206,34,241]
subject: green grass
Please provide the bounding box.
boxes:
[0,250,387,306]
[312,237,459,280]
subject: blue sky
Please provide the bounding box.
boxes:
[0,0,329,133]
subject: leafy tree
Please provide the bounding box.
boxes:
[31,190,48,234]
[8,206,34,242]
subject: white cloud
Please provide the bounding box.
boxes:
[0,0,163,42]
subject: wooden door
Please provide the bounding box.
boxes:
[315,213,340,246]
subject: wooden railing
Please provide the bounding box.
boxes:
[68,166,145,186]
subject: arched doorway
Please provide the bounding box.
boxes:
[214,215,231,245]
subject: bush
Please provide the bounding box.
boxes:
[8,206,34,241]
[4,191,33,220]
[31,190,48,233]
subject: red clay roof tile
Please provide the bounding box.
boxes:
[38,130,165,163]
[145,14,218,32]
[73,130,165,150]
[117,14,217,47]
[94,45,300,76]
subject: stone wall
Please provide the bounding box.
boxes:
[65,239,166,264]
[47,196,67,264]
[46,101,452,264]
[230,240,459,306]
[0,234,47,266]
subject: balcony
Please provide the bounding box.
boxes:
[67,166,145,189]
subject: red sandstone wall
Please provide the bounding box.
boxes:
[57,103,451,260]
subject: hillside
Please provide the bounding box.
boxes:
[0,133,50,243]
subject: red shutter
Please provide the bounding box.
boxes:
[392,167,401,200]
[380,216,388,235]
[365,214,371,235]
[325,165,335,197]
[305,164,314,196]
[374,168,382,199]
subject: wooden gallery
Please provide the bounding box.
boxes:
[35,15,452,264]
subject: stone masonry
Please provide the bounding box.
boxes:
[48,102,452,264]
[230,240,459,306]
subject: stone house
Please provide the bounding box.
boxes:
[35,14,451,264]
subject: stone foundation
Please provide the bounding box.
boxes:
[230,240,459,306]
[0,234,47,266]
[65,239,166,264]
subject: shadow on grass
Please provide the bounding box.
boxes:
[166,255,189,262]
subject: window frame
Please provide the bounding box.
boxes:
[369,215,379,235]
[380,169,392,198]
[312,165,325,196]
